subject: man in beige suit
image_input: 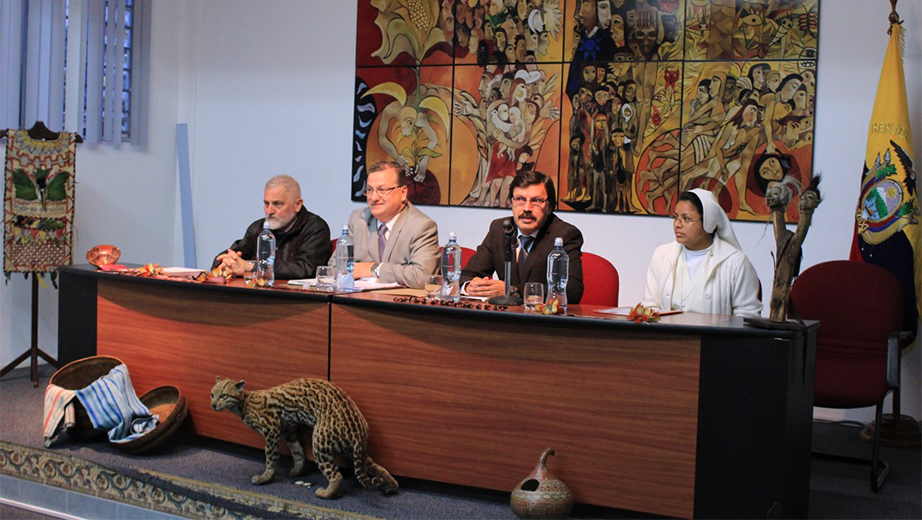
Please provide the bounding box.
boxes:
[348,162,439,288]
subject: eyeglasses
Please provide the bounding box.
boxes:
[670,214,701,225]
[364,185,401,197]
[393,296,507,311]
[512,196,547,207]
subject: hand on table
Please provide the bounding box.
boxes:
[215,249,250,276]
[465,277,505,297]
[353,262,375,279]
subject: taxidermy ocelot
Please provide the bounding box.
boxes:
[210,377,398,498]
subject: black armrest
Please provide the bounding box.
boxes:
[886,331,912,388]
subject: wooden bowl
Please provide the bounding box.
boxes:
[49,356,123,442]
[116,385,188,455]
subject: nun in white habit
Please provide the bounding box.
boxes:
[642,189,762,317]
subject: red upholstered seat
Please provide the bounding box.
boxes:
[580,252,618,307]
[790,260,905,491]
[460,246,476,268]
[791,261,902,409]
[813,338,890,408]
[438,246,476,269]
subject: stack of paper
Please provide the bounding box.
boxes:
[161,267,207,277]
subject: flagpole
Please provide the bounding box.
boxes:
[888,0,900,32]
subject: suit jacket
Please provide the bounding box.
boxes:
[461,214,584,303]
[347,202,439,289]
[212,207,332,280]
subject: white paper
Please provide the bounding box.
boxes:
[161,267,207,277]
[355,278,401,290]
[597,306,663,316]
[288,278,398,290]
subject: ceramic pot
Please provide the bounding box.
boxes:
[86,244,121,267]
[510,448,574,519]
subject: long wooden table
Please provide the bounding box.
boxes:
[58,265,330,448]
[57,265,817,518]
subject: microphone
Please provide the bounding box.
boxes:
[490,218,524,306]
[501,219,516,262]
[502,219,515,238]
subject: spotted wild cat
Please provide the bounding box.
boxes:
[210,377,398,498]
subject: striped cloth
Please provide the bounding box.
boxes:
[75,364,159,444]
[42,384,76,447]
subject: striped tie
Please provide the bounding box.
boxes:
[378,224,388,260]
[517,236,533,278]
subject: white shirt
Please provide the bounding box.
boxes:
[684,244,712,279]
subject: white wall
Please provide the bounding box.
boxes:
[0,3,184,369]
[2,0,919,422]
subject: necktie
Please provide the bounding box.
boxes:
[517,236,533,279]
[378,224,388,260]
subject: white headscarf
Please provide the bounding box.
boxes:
[689,188,742,251]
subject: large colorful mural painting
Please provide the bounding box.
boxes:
[353,0,819,221]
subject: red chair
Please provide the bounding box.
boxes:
[580,252,619,307]
[439,246,477,269]
[790,260,909,492]
[460,246,476,268]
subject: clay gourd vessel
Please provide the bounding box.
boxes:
[510,448,574,519]
[86,244,121,267]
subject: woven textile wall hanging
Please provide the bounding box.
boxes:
[3,129,77,279]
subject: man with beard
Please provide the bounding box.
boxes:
[461,171,584,302]
[213,175,332,279]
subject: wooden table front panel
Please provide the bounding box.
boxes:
[96,280,329,448]
[331,304,701,518]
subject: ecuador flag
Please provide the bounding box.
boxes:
[850,21,921,336]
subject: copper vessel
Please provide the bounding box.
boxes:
[510,448,574,519]
[86,244,121,267]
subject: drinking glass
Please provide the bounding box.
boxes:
[316,266,335,292]
[426,274,443,300]
[524,282,544,312]
[243,269,256,287]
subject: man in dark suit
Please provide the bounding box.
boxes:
[461,171,584,303]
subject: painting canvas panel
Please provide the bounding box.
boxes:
[451,62,563,207]
[560,60,683,214]
[352,0,820,222]
[452,0,566,65]
[354,66,454,205]
[684,0,819,61]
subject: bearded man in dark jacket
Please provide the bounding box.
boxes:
[213,175,332,279]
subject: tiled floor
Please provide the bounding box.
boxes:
[0,474,186,520]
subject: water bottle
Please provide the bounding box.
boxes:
[440,232,462,302]
[255,221,276,287]
[334,226,354,291]
[546,237,568,311]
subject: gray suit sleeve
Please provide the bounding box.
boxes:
[377,218,440,289]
